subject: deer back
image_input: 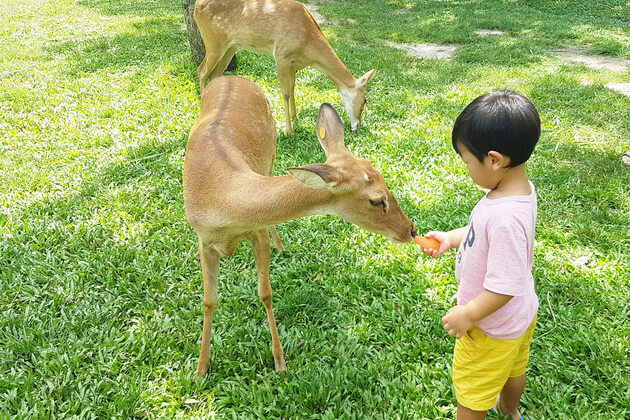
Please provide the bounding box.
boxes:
[195,0,322,57]
[183,76,277,230]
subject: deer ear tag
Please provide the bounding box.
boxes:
[319,127,326,139]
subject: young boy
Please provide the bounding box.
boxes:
[420,90,541,420]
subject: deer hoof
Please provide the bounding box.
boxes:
[195,363,210,379]
[274,358,287,373]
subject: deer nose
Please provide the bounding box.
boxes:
[411,225,417,239]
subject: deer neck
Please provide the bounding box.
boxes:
[313,48,357,91]
[236,174,335,226]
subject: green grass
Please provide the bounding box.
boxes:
[1,0,629,418]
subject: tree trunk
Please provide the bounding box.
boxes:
[181,0,205,65]
[181,0,237,70]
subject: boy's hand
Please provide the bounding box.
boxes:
[421,231,450,258]
[442,305,473,338]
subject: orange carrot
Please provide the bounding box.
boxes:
[414,236,440,250]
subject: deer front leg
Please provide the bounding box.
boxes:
[275,58,296,134]
[197,49,222,88]
[195,239,220,378]
[196,33,229,88]
[208,46,238,80]
[250,230,287,372]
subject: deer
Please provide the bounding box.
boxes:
[193,0,377,134]
[183,76,416,377]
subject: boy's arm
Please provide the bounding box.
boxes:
[422,226,469,257]
[441,290,513,338]
[445,226,469,249]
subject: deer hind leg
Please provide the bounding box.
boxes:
[250,229,287,372]
[289,90,297,122]
[287,74,297,121]
[275,57,297,133]
[195,238,220,378]
[265,163,284,252]
[269,227,285,253]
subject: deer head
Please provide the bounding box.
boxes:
[289,102,415,242]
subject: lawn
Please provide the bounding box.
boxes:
[1,0,629,418]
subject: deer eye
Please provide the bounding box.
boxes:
[370,199,384,207]
[369,198,389,214]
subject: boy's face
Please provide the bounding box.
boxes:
[458,144,505,190]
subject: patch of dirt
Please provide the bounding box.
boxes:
[387,41,457,60]
[605,82,630,97]
[552,47,629,73]
[306,2,356,26]
[475,29,508,36]
[306,4,326,24]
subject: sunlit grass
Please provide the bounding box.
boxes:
[1,0,628,418]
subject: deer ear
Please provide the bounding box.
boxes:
[316,103,346,157]
[288,164,353,192]
[356,69,376,87]
[288,164,337,189]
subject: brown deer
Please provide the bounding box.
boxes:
[183,76,415,377]
[193,0,376,133]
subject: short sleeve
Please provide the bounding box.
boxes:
[483,219,529,296]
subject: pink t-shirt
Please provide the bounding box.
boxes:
[455,183,539,340]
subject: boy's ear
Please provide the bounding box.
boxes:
[487,151,510,169]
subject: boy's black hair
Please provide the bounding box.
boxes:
[452,90,541,167]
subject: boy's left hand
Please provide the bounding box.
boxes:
[442,305,474,338]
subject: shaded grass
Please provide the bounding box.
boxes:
[1,0,629,418]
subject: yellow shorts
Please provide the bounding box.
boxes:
[453,316,537,411]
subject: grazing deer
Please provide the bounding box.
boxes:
[193,0,376,133]
[183,76,415,377]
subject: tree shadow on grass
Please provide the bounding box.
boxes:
[528,76,630,254]
[0,123,352,415]
[336,0,628,48]
[77,0,182,18]
[46,16,191,76]
[532,75,630,135]
[0,132,193,415]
